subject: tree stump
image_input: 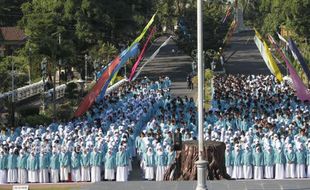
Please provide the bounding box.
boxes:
[164,140,231,180]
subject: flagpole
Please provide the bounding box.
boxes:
[196,0,208,190]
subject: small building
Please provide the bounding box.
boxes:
[0,26,27,56]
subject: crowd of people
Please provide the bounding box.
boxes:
[0,73,309,184]
[210,75,310,179]
[0,76,179,184]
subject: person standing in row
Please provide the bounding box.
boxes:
[50,150,60,183]
[104,150,116,181]
[81,148,91,182]
[264,146,274,179]
[116,146,129,182]
[90,147,102,182]
[71,151,81,182]
[0,150,7,184]
[7,149,18,183]
[242,144,253,179]
[285,144,296,178]
[59,148,70,182]
[274,146,285,179]
[253,146,264,180]
[39,151,49,183]
[27,151,39,183]
[296,144,306,178]
[144,147,155,181]
[155,147,166,181]
[17,149,27,184]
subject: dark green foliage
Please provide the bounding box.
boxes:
[20,114,52,126]
[64,82,79,100]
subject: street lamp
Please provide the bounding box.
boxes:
[84,54,89,83]
[196,0,208,190]
[10,56,15,129]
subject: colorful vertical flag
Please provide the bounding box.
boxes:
[288,38,310,81]
[129,27,156,81]
[109,12,157,85]
[254,30,283,82]
[268,35,310,101]
[132,36,172,81]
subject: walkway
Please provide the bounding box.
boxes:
[223,30,286,75]
[137,36,196,99]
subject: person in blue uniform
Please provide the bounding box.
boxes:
[143,147,155,180]
[27,151,39,183]
[274,145,285,179]
[285,144,296,178]
[264,145,274,179]
[7,149,18,183]
[242,144,253,179]
[71,151,81,182]
[39,150,49,183]
[59,148,70,182]
[232,144,243,179]
[17,149,28,184]
[90,147,103,182]
[104,149,116,181]
[0,150,8,184]
[296,144,306,178]
[81,148,91,182]
[50,150,60,183]
[116,146,129,181]
[155,147,167,181]
[253,146,264,179]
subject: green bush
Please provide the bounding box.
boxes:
[20,114,52,126]
[65,82,79,100]
[18,106,40,117]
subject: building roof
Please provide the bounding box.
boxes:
[0,27,27,41]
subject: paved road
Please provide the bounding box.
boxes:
[82,179,310,190]
[223,30,286,75]
[137,36,196,99]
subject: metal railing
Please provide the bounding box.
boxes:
[0,81,67,102]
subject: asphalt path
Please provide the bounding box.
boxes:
[223,30,286,75]
[137,35,196,99]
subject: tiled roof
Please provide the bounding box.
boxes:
[0,27,27,41]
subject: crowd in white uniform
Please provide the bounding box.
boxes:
[0,74,310,184]
[209,75,310,179]
[0,76,179,184]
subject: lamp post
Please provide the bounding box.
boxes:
[10,56,15,129]
[28,48,32,84]
[196,0,208,190]
[84,54,88,83]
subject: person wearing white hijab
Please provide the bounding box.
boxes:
[50,149,60,183]
[0,150,7,184]
[39,150,49,183]
[232,144,243,179]
[307,143,310,178]
[274,145,285,179]
[155,146,167,181]
[144,147,155,180]
[285,144,296,178]
[242,144,253,179]
[264,145,274,179]
[90,147,102,182]
[80,148,91,182]
[59,147,70,182]
[7,148,18,183]
[27,151,39,183]
[296,143,306,178]
[71,151,81,182]
[17,149,28,184]
[253,146,264,180]
[116,146,129,181]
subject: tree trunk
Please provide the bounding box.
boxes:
[164,140,231,180]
